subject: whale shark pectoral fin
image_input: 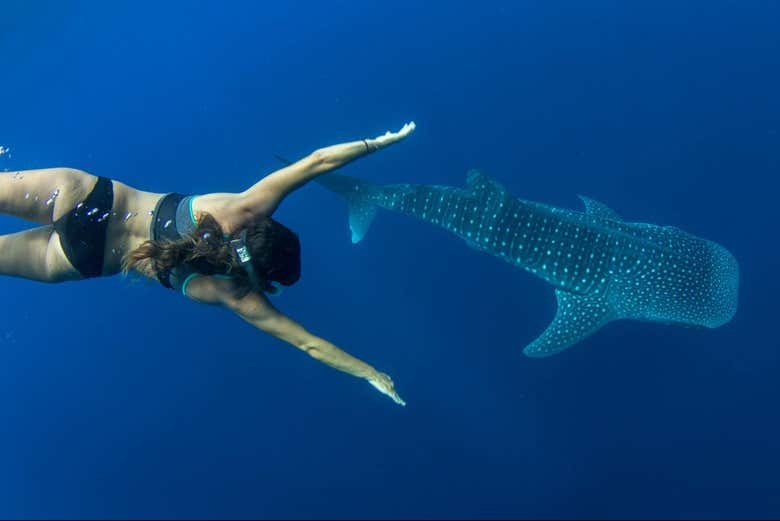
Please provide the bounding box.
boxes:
[463,237,488,252]
[523,290,616,358]
[578,195,623,221]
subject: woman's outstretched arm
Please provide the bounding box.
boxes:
[188,277,406,405]
[235,122,416,220]
[232,291,406,406]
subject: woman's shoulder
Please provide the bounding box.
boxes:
[180,272,241,305]
[191,192,246,236]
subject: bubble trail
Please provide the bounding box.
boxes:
[44,189,61,207]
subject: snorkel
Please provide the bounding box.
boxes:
[230,229,283,296]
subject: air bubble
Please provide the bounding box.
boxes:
[44,188,61,207]
[87,208,99,216]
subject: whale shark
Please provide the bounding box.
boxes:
[317,170,739,357]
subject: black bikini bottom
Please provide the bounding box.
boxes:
[53,176,114,278]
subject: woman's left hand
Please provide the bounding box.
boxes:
[369,121,416,150]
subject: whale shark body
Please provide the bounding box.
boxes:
[318,170,739,357]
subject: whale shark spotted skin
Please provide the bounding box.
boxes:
[317,170,739,357]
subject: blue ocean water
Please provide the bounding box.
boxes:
[1,0,778,518]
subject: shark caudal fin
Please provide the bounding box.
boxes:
[316,174,379,244]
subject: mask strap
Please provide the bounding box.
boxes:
[230,230,264,291]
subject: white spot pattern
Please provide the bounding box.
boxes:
[319,170,739,356]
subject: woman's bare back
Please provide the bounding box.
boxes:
[104,181,241,276]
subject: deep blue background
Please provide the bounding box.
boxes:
[1,0,778,518]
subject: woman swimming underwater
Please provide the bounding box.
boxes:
[0,122,415,405]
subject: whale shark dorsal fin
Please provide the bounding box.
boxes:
[466,170,507,196]
[578,195,623,221]
[523,290,616,358]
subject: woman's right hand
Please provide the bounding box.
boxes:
[367,371,406,407]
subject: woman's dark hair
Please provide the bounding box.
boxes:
[123,213,301,296]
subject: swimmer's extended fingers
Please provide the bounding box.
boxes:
[368,371,406,406]
[369,121,416,150]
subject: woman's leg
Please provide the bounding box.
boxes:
[0,168,99,282]
[0,168,97,224]
[0,226,80,282]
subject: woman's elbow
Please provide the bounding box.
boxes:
[301,342,324,360]
[308,149,327,168]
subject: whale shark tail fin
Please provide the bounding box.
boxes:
[316,174,379,244]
